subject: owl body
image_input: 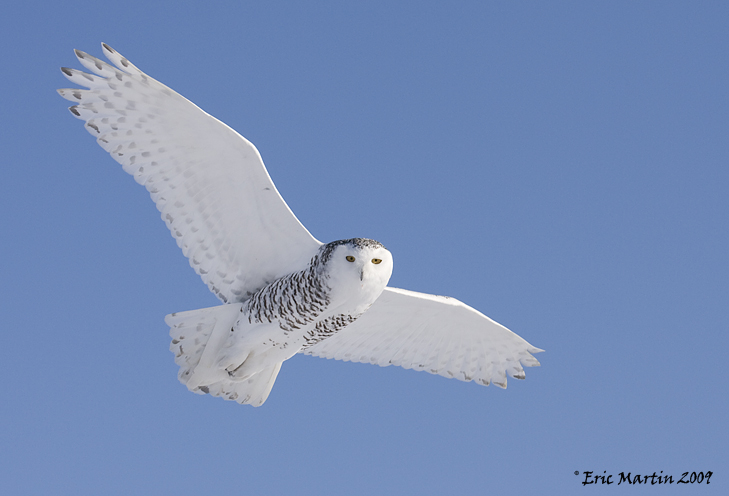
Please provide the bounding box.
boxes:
[177,239,393,405]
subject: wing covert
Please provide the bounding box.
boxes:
[302,287,543,388]
[59,44,322,302]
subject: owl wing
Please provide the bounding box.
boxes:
[302,287,543,388]
[58,44,322,303]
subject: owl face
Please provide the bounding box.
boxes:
[323,238,393,304]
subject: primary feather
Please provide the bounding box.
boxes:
[60,44,542,406]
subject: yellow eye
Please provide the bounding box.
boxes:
[371,258,382,264]
[346,256,356,262]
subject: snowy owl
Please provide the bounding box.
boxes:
[59,44,543,406]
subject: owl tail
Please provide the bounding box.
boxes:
[165,304,282,407]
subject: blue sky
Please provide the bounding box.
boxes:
[1,1,727,494]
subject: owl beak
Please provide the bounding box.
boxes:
[359,267,364,281]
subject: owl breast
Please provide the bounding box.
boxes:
[218,239,391,380]
[237,265,375,352]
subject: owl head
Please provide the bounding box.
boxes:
[319,238,393,300]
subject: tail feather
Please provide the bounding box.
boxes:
[165,303,284,407]
[204,362,283,406]
[166,304,243,385]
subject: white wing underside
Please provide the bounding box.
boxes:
[58,44,321,302]
[302,287,543,388]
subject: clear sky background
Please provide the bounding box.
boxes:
[1,1,727,494]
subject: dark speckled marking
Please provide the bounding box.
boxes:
[244,247,332,332]
[301,313,360,349]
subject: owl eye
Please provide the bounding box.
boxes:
[371,258,382,264]
[346,256,356,262]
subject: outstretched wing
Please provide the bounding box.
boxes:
[58,44,321,302]
[302,287,543,388]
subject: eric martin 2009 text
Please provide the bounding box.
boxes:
[577,470,712,486]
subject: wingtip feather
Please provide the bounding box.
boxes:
[100,42,141,73]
